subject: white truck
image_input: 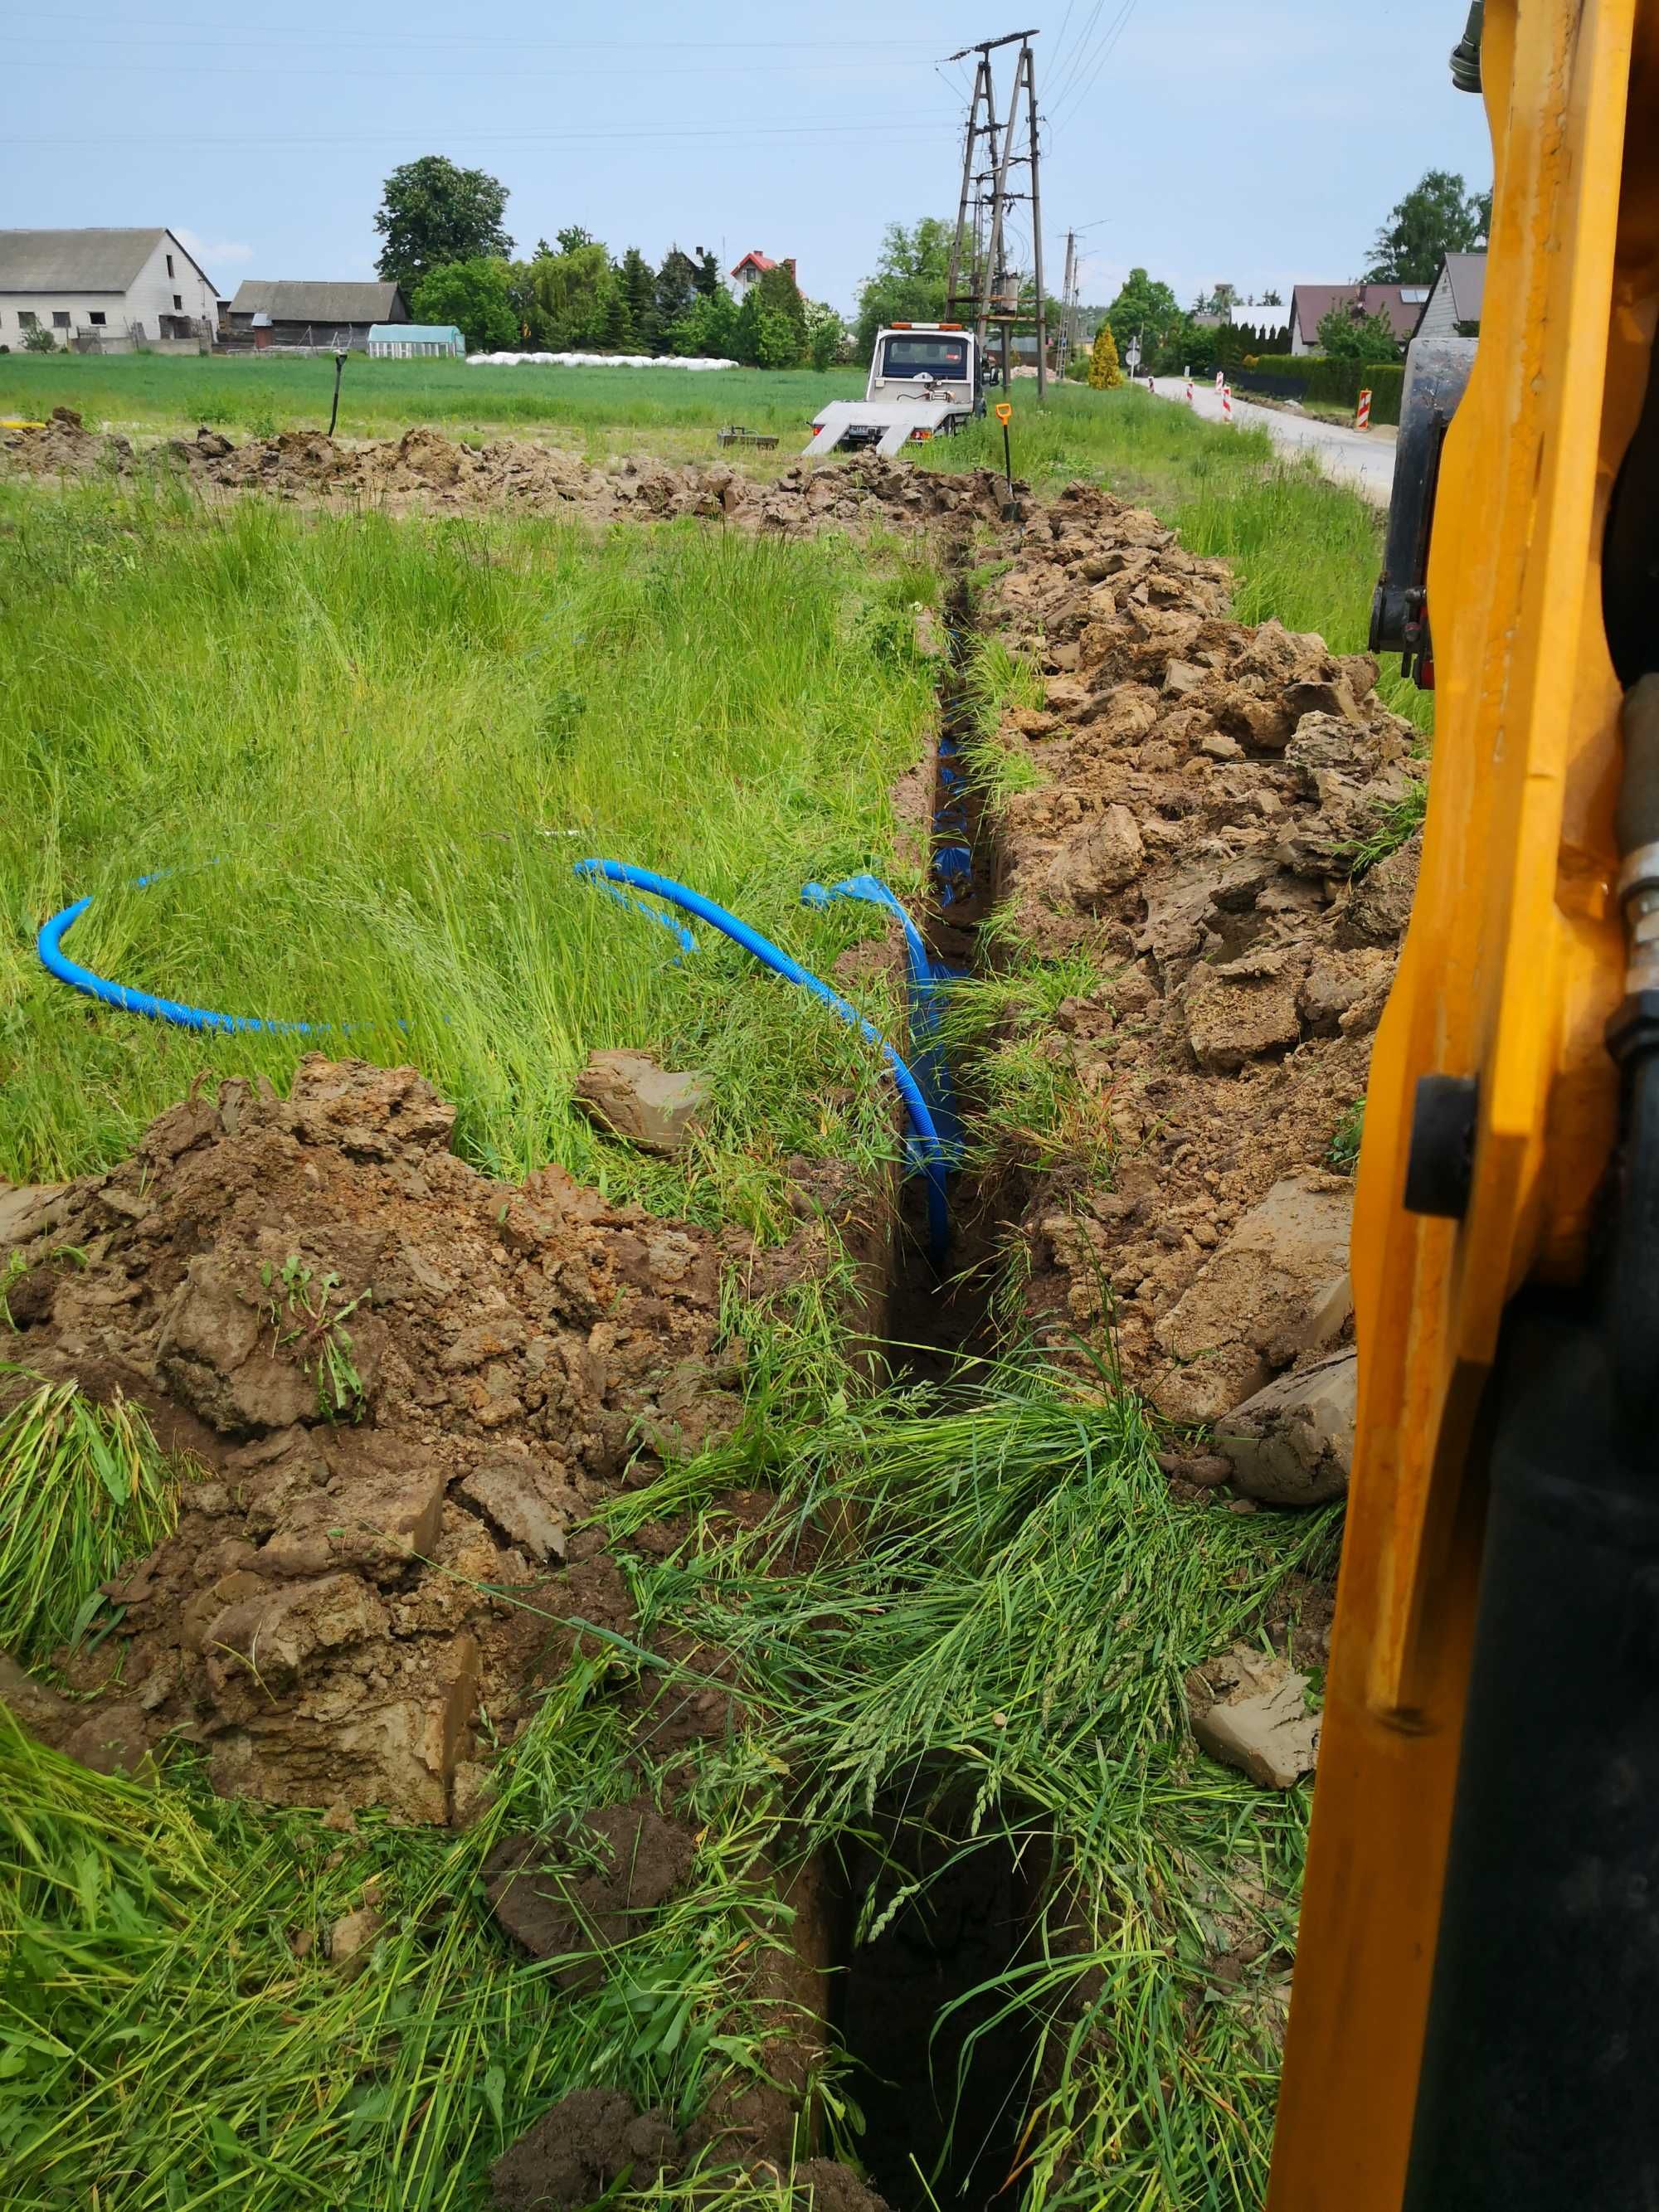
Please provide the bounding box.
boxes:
[802,323,985,459]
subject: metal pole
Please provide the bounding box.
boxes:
[977,63,1005,366]
[946,57,990,318]
[1058,228,1076,378]
[328,350,347,438]
[1024,42,1047,401]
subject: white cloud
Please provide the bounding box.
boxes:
[173,226,254,273]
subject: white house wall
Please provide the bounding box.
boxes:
[0,231,217,345]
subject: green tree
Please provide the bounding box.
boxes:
[1316,304,1402,360]
[373,156,512,289]
[617,247,654,337]
[733,289,800,370]
[1087,322,1122,390]
[805,298,846,370]
[598,289,635,354]
[692,248,722,299]
[504,259,552,348]
[753,261,807,362]
[530,241,614,349]
[1104,268,1184,359]
[1364,168,1491,284]
[555,225,596,254]
[410,256,518,352]
[649,248,702,352]
[854,216,953,352]
[668,287,739,359]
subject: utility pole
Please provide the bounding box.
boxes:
[1057,227,1077,379]
[943,30,1045,400]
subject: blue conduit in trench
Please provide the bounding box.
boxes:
[574,859,954,1261]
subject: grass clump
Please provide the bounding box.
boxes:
[0,1353,1335,2211]
[0,1374,181,1666]
[0,482,939,1227]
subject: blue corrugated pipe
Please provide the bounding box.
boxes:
[575,858,951,1259]
[36,863,953,1260]
[36,876,316,1036]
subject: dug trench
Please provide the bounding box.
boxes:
[0,452,1421,2208]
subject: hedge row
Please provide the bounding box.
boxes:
[1229,358,1404,425]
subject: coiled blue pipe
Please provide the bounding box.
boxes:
[36,878,316,1036]
[575,858,951,1258]
[36,863,953,1259]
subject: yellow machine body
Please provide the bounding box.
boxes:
[1267,3,1659,2203]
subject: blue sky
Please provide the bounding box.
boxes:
[2,2,1493,315]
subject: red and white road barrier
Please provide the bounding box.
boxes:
[1146,374,1155,392]
[1355,386,1372,430]
[1221,383,1233,421]
[1185,377,1194,405]
[1214,369,1225,392]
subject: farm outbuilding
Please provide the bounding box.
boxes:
[367,323,465,358]
[226,280,408,350]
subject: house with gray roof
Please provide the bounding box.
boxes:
[1411,252,1487,342]
[0,227,218,349]
[226,280,409,349]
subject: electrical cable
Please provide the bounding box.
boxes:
[574,860,952,1259]
[34,862,955,1259]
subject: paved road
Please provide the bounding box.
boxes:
[1148,376,1396,506]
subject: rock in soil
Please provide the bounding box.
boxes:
[573,1050,711,1156]
[491,2088,683,2211]
[484,1796,695,1989]
[977,481,1423,1423]
[1188,1643,1321,1789]
[0,1057,757,1821]
[1214,1346,1357,1505]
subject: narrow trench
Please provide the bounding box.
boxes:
[830,558,1047,2212]
[885,572,1004,1376]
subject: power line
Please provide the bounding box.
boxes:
[1050,0,1141,125]
[31,12,943,52]
[6,45,943,84]
[7,117,962,151]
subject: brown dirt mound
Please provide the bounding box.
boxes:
[489,2083,890,2212]
[0,1056,766,1821]
[484,1794,696,1989]
[980,483,1422,1435]
[1,411,1016,533]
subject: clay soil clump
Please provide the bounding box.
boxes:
[1,411,1015,535]
[981,483,1423,1447]
[0,1057,774,1822]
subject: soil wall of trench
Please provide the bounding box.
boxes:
[0,434,1425,2202]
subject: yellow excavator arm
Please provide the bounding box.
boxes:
[1269,3,1659,2205]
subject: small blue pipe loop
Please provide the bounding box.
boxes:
[36,884,317,1037]
[577,858,951,1258]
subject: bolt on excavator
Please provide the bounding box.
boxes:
[1267,3,1659,2206]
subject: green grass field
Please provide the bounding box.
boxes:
[0,481,940,1232]
[0,370,1390,2210]
[0,352,861,452]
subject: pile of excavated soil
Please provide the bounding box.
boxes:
[0,1056,825,1822]
[980,483,1422,1472]
[1,407,1015,533]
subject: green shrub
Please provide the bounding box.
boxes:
[1300,357,1404,423]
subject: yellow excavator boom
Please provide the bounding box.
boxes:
[1269,3,1659,2205]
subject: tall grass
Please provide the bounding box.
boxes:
[0,481,939,1222]
[0,1377,181,1667]
[0,1355,1335,2210]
